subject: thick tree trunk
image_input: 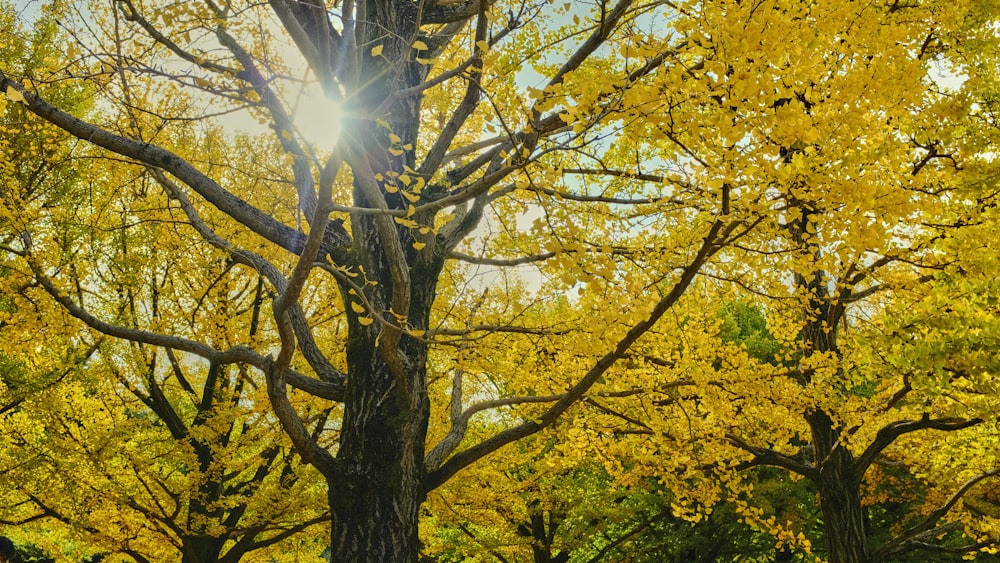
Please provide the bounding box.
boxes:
[181,537,224,563]
[328,336,430,562]
[324,2,438,559]
[810,410,869,563]
[817,466,869,563]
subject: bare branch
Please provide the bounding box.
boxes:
[425,392,564,471]
[267,0,341,89]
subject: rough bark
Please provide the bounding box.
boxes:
[323,2,437,557]
[808,410,870,563]
[328,339,430,561]
[181,537,225,563]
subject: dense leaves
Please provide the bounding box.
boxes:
[0,0,999,561]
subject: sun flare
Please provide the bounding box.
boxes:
[292,88,343,149]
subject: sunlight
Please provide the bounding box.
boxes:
[292,86,344,150]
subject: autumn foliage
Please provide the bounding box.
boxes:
[0,0,999,561]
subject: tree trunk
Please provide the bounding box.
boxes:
[810,410,869,563]
[328,334,430,562]
[817,466,869,563]
[181,537,225,563]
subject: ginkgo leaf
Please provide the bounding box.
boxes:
[5,85,25,104]
[358,316,374,326]
[371,44,384,57]
[350,301,365,314]
[412,40,428,50]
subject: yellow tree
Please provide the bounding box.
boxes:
[0,0,742,559]
[1,0,997,561]
[536,2,1000,562]
[0,8,331,561]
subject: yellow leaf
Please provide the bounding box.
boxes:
[371,44,384,57]
[388,147,404,156]
[416,57,433,65]
[358,316,374,326]
[350,301,365,314]
[412,40,428,51]
[375,118,390,128]
[399,174,411,186]
[5,86,24,104]
[389,133,402,144]
[412,241,426,250]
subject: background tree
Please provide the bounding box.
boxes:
[0,7,330,561]
[542,1,1000,561]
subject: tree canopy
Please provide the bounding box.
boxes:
[1,0,1000,561]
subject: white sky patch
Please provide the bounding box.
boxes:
[288,82,344,151]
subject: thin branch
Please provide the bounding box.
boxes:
[429,324,573,337]
[425,393,564,471]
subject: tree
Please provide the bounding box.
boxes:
[421,301,815,562]
[541,2,1000,560]
[0,0,743,559]
[1,0,998,561]
[1,341,332,563]
[0,8,330,561]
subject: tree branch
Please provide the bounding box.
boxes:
[872,468,1000,562]
[728,433,818,479]
[423,216,738,492]
[856,414,983,477]
[0,73,351,256]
